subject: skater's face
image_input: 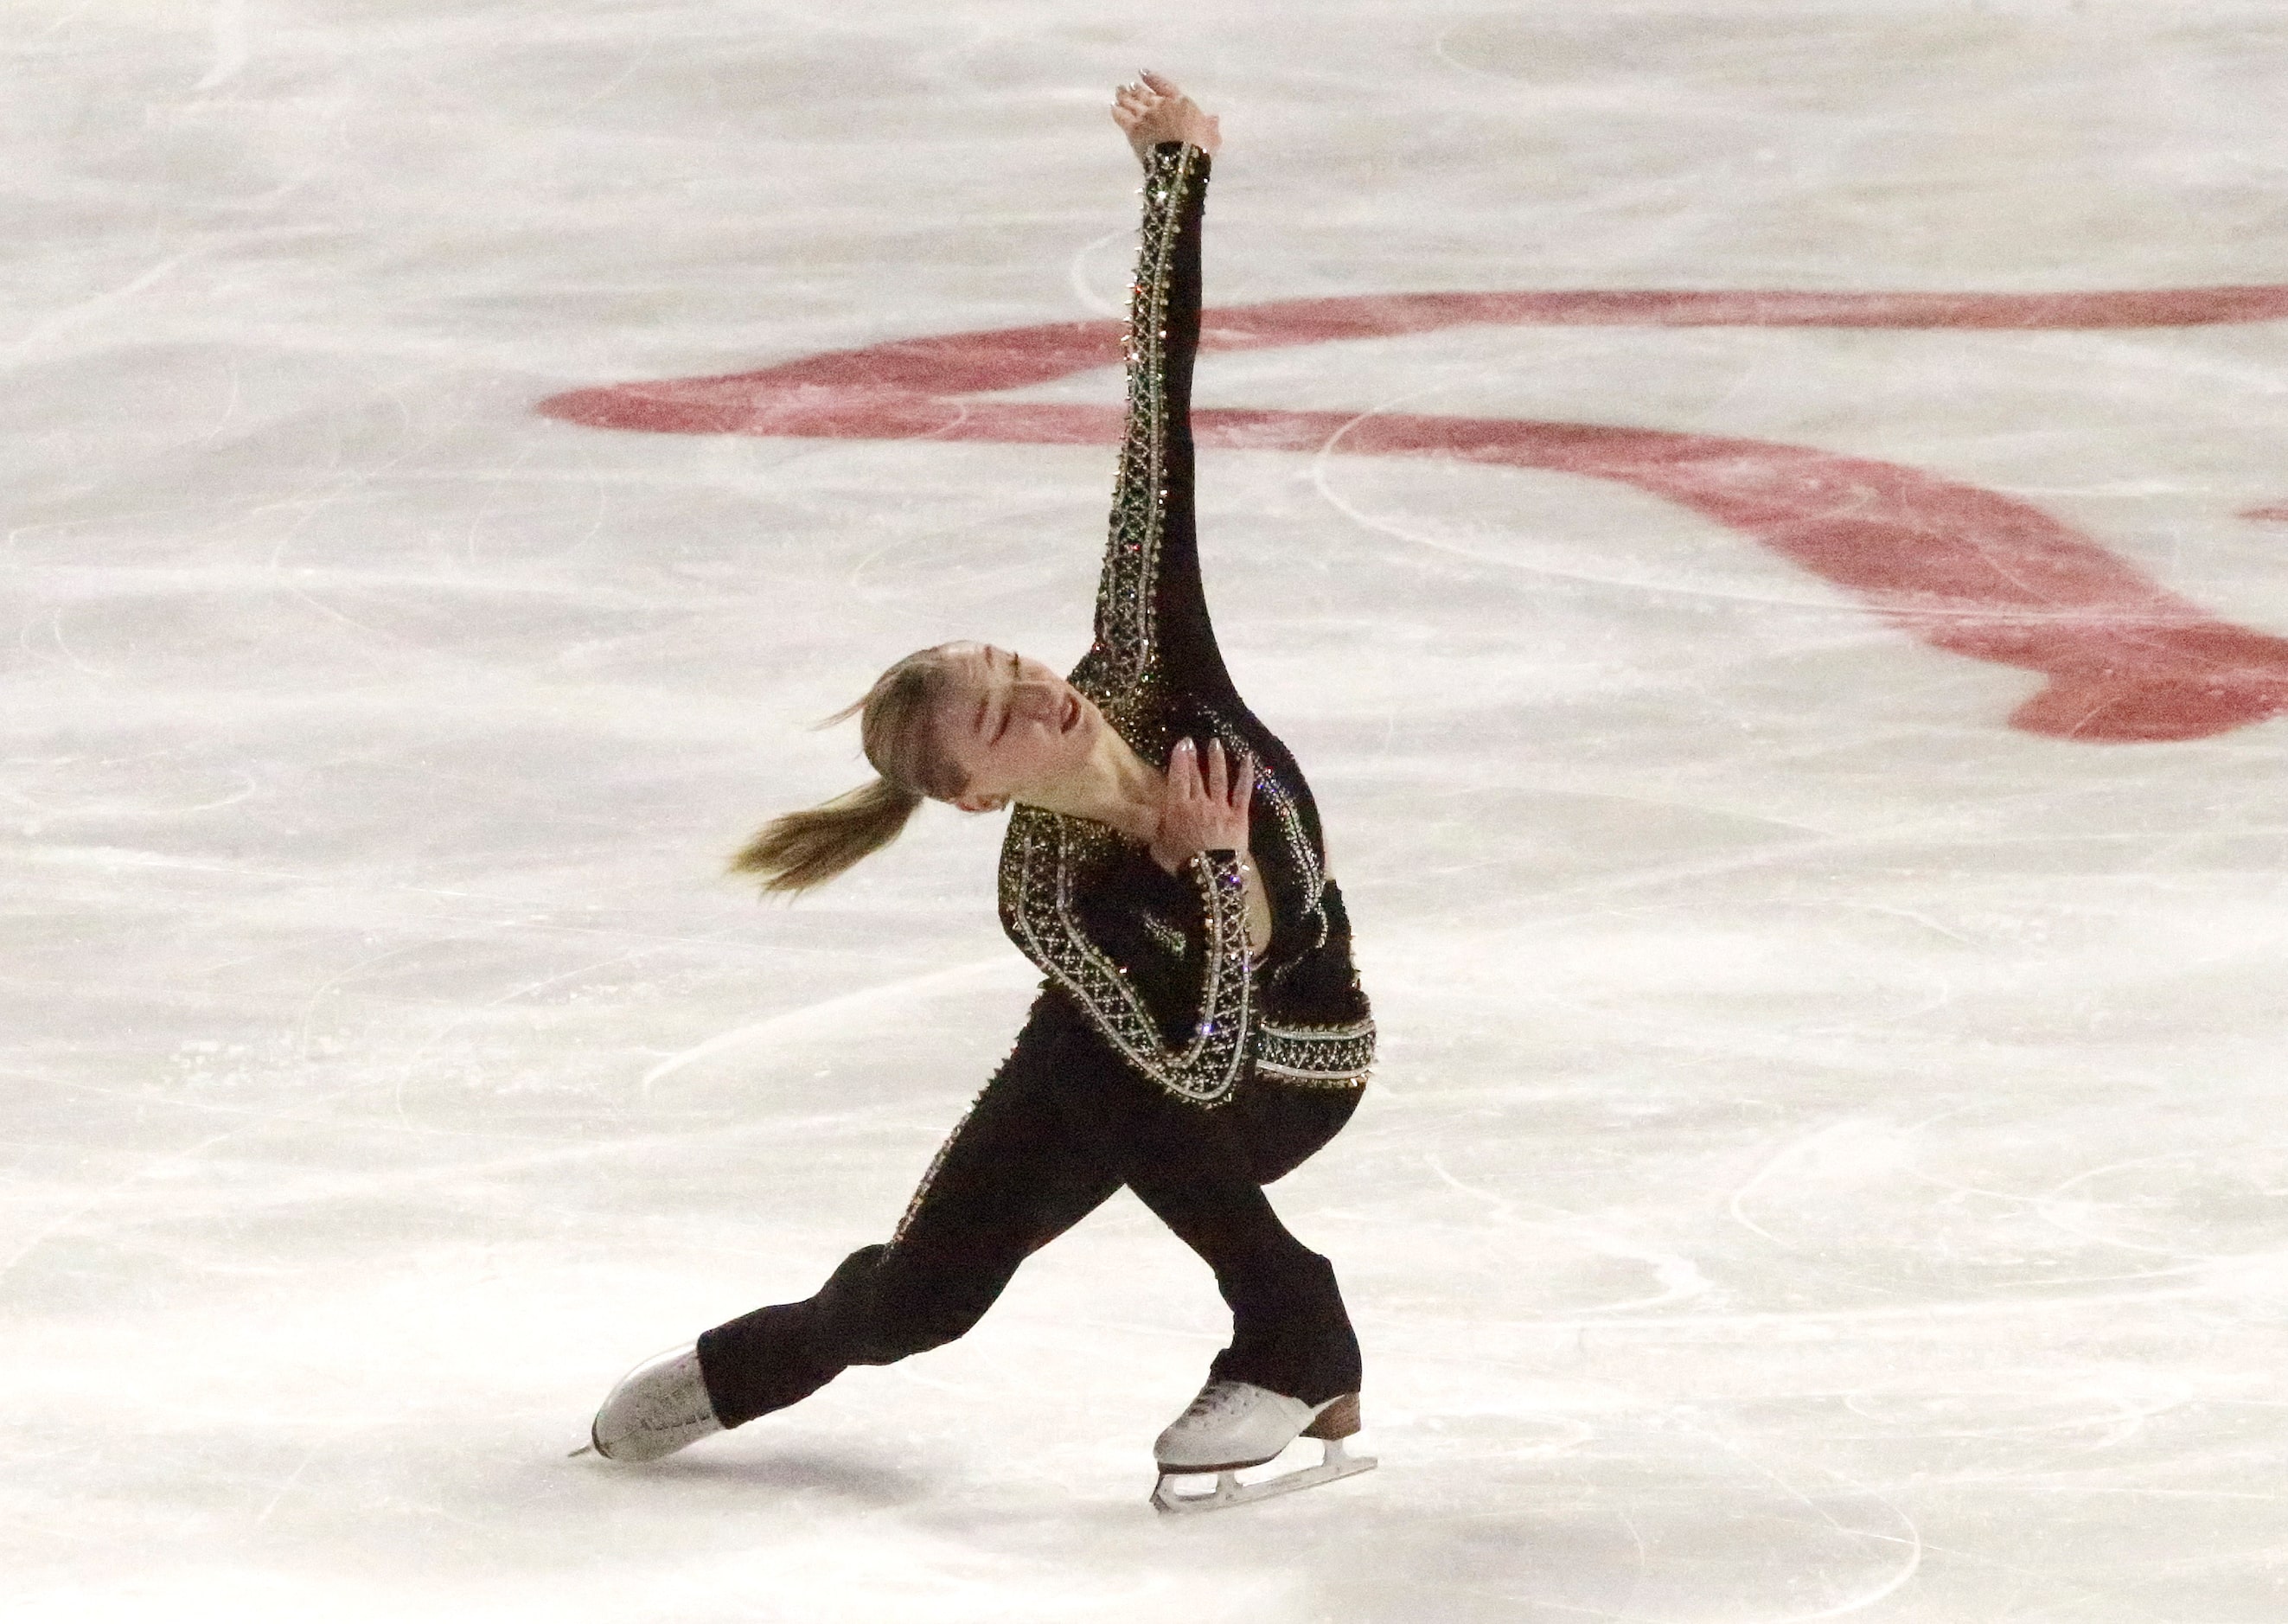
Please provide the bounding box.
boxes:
[934,642,1100,813]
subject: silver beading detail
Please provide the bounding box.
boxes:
[1094,142,1201,694]
[1253,1018,1377,1087]
[1141,912,1190,958]
[1000,807,1253,1105]
[1206,717,1325,918]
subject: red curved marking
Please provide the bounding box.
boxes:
[541,286,2288,743]
[2242,504,2288,523]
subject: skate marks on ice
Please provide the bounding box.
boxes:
[1426,1151,1715,1320]
[635,956,1026,1097]
[627,1333,1934,1624]
[1266,1050,2288,1618]
[928,1397,1927,1624]
[540,283,2288,744]
[580,1440,931,1508]
[1718,1113,2288,1316]
[1297,1370,2280,1624]
[1282,1392,2232,1624]
[1421,1098,2288,1336]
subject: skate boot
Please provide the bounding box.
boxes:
[1149,1382,1376,1513]
[574,1343,723,1462]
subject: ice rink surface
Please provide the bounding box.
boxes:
[8,0,2288,1617]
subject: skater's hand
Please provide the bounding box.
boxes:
[1111,71,1221,168]
[1151,737,1252,874]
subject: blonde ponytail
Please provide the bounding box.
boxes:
[730,647,968,895]
[728,776,925,892]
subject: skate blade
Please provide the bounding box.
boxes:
[1151,1440,1377,1515]
[567,1443,596,1459]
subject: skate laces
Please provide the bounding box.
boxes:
[1180,1381,1257,1422]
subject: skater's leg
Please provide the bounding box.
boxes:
[696,997,1122,1428]
[1230,1077,1363,1186]
[1113,1086,1362,1407]
[692,1244,881,1427]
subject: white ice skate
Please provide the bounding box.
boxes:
[572,1343,723,1462]
[1149,1382,1376,1514]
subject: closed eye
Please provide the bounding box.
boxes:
[994,649,1019,741]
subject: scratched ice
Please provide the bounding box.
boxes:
[6,2,2287,1620]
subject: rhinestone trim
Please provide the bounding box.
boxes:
[1000,812,1253,1104]
[1253,1018,1377,1088]
[1092,141,1200,690]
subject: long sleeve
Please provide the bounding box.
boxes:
[1091,140,1236,705]
[990,143,1262,1107]
[1000,812,1256,1105]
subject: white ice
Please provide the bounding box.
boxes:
[6,2,2287,1619]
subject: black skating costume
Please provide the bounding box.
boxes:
[697,142,1376,1426]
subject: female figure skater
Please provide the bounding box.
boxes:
[585,75,1377,1512]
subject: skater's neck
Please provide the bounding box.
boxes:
[1013,727,1165,845]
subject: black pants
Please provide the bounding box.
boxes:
[696,993,1364,1428]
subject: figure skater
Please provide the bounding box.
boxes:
[582,74,1377,1512]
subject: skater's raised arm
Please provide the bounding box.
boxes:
[1091,75,1235,705]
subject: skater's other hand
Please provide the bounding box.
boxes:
[1151,737,1252,874]
[1111,71,1221,168]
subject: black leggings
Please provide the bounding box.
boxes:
[696,993,1364,1427]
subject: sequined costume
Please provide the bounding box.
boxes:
[999,139,1376,1106]
[694,144,1369,1427]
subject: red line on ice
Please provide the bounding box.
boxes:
[540,285,2288,743]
